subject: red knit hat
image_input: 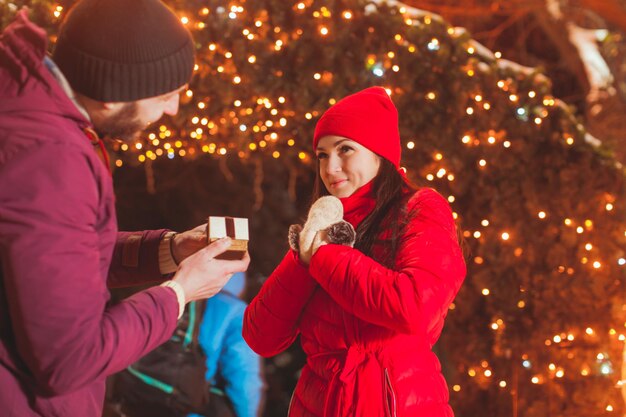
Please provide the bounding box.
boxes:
[313,87,401,167]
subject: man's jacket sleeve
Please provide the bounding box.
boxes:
[0,144,178,395]
[109,230,171,288]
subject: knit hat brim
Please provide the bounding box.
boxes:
[52,0,195,102]
[53,39,194,102]
[313,87,401,167]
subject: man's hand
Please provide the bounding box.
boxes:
[172,238,250,302]
[170,224,207,264]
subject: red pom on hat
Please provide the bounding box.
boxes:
[313,87,401,167]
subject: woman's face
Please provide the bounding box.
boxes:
[316,135,381,198]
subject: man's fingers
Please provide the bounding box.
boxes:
[239,251,251,268]
[200,237,232,258]
[218,251,251,274]
[189,225,208,241]
[179,224,208,240]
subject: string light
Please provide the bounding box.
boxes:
[35,4,621,412]
[427,38,440,51]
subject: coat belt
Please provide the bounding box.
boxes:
[315,346,386,417]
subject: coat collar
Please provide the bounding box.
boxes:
[44,56,91,123]
[339,180,376,228]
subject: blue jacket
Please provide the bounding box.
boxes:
[190,281,264,417]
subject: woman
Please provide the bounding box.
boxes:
[243,87,466,416]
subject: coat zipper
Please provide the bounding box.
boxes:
[384,368,398,417]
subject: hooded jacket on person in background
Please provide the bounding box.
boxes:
[0,12,179,417]
[244,179,466,416]
[189,273,265,417]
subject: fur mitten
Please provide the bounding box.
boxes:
[288,196,356,264]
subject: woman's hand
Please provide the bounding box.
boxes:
[297,196,343,264]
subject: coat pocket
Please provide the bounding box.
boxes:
[383,368,397,417]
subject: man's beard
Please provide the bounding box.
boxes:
[94,102,145,142]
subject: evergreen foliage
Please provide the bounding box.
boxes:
[3,1,624,415]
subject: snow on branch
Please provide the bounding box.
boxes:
[546,0,615,103]
[368,2,552,83]
[566,24,614,102]
[450,27,554,85]
[366,0,443,21]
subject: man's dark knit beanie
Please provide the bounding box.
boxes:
[52,0,195,102]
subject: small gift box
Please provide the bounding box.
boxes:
[206,216,249,260]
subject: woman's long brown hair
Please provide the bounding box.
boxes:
[312,158,418,267]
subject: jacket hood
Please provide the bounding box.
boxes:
[0,10,89,128]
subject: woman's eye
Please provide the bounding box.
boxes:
[316,153,328,159]
[339,145,353,153]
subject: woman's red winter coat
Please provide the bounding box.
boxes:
[243,188,466,416]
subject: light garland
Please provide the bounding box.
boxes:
[30,1,625,414]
